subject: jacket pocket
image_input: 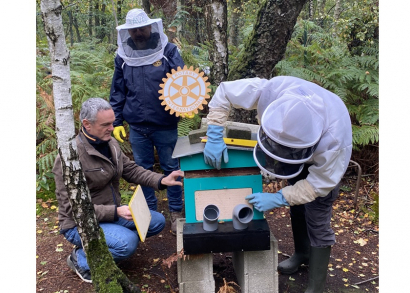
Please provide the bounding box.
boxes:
[84,167,110,190]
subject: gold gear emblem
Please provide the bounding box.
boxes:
[159,65,211,117]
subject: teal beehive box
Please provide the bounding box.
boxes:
[172,122,264,224]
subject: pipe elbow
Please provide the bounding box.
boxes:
[203,204,220,231]
[232,204,254,230]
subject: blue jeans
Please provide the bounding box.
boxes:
[129,127,183,212]
[63,210,165,271]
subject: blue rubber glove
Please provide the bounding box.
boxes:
[245,190,289,212]
[203,124,229,170]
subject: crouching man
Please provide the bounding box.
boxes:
[53,97,184,283]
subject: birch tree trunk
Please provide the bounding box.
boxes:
[309,0,314,19]
[227,0,307,124]
[334,0,342,21]
[40,0,140,291]
[333,0,342,36]
[205,0,228,86]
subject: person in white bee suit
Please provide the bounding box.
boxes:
[203,76,352,293]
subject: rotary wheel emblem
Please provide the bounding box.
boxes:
[159,65,211,117]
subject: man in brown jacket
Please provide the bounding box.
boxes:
[53,97,184,283]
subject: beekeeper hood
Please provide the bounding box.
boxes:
[116,9,168,66]
[253,93,324,179]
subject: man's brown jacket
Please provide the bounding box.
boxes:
[53,132,165,231]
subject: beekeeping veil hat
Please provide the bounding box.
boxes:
[253,93,324,179]
[116,9,168,66]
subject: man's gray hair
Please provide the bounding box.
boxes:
[79,98,112,123]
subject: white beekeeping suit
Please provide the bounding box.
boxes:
[206,76,352,205]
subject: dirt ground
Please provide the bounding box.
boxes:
[36,176,379,293]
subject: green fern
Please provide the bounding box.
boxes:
[277,18,378,149]
[36,39,116,192]
[178,115,202,137]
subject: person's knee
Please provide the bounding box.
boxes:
[148,211,166,236]
[119,234,139,258]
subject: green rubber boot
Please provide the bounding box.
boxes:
[277,215,310,274]
[305,246,331,293]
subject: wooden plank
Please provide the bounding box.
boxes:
[194,188,253,221]
[128,185,152,242]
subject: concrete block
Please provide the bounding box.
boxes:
[232,233,279,293]
[177,219,215,293]
[188,128,208,144]
[226,125,252,140]
[179,280,215,293]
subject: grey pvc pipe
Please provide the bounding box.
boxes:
[232,204,254,230]
[203,204,220,231]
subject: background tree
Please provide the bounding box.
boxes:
[228,0,242,47]
[227,0,308,124]
[205,0,229,86]
[40,0,141,291]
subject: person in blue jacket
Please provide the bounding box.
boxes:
[109,9,185,234]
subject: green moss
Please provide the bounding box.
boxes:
[85,229,140,292]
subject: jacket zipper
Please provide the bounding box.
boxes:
[85,167,105,173]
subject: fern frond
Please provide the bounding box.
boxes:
[351,124,379,148]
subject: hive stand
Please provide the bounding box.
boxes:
[174,120,279,293]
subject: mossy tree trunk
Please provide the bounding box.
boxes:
[40,0,140,292]
[227,0,308,124]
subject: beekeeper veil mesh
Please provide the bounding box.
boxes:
[253,94,323,179]
[116,9,169,67]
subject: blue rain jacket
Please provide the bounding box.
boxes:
[109,43,185,130]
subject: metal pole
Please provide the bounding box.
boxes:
[349,160,362,210]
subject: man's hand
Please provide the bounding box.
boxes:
[245,190,289,212]
[161,170,184,187]
[117,205,133,221]
[113,126,126,143]
[203,124,229,170]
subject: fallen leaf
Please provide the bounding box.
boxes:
[343,268,349,272]
[354,238,367,246]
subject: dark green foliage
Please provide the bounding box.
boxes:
[276,16,378,150]
[178,116,202,137]
[36,39,115,196]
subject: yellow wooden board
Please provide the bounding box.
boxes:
[128,185,151,242]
